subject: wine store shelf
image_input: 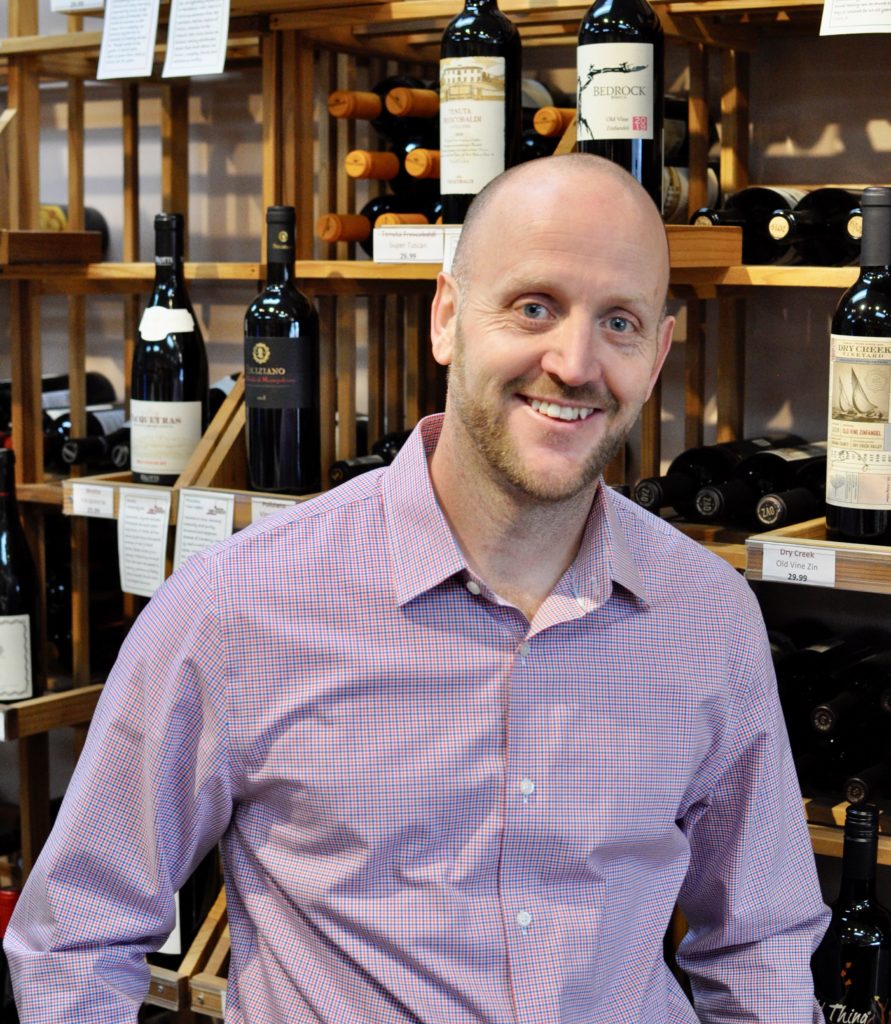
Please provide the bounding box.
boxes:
[746,518,891,595]
[670,520,750,570]
[805,799,891,865]
[0,685,103,742]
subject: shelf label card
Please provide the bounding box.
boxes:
[51,0,104,10]
[373,226,444,264]
[162,0,231,78]
[821,0,891,34]
[250,496,293,523]
[761,543,837,588]
[70,481,115,519]
[173,489,235,571]
[97,0,162,80]
[117,488,172,597]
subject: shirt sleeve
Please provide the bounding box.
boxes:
[4,552,234,1024]
[674,583,831,1024]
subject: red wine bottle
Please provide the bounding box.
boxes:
[440,0,522,224]
[0,450,42,703]
[61,424,130,470]
[316,195,437,259]
[576,0,663,209]
[691,186,807,265]
[826,187,891,542]
[130,213,208,486]
[767,187,862,267]
[812,804,891,1021]
[244,206,321,494]
[755,451,828,529]
[327,75,434,144]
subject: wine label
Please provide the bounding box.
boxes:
[138,306,196,342]
[439,55,507,195]
[826,334,891,511]
[577,42,655,142]
[244,337,316,409]
[0,614,33,702]
[130,399,203,478]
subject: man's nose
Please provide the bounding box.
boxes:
[538,319,603,389]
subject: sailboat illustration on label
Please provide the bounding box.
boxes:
[832,366,885,421]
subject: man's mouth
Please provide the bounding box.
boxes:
[525,397,596,422]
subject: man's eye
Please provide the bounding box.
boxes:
[519,302,549,320]
[606,316,632,333]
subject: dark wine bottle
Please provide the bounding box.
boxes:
[326,76,434,143]
[576,0,664,208]
[385,84,441,120]
[130,213,208,486]
[845,759,891,805]
[0,371,117,431]
[404,147,441,181]
[0,450,41,703]
[633,433,804,520]
[440,0,522,224]
[694,442,827,525]
[518,128,559,162]
[766,188,862,267]
[691,186,807,264]
[329,454,387,486]
[662,165,720,225]
[0,887,20,1023]
[244,206,321,495]
[826,187,891,542]
[61,424,130,469]
[344,139,440,204]
[47,405,126,472]
[316,195,424,258]
[812,804,891,1021]
[755,452,829,529]
[532,106,576,139]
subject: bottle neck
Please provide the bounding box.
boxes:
[154,225,185,285]
[860,202,891,268]
[462,0,499,11]
[265,253,293,285]
[839,830,879,902]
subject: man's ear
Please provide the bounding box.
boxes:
[644,313,675,402]
[430,271,459,367]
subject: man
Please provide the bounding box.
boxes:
[7,154,828,1023]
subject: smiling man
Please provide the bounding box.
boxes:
[7,154,828,1024]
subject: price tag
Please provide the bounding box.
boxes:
[373,226,444,264]
[761,542,837,588]
[117,488,172,597]
[250,497,293,523]
[173,489,235,571]
[70,481,115,519]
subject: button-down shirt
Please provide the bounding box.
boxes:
[7,413,829,1023]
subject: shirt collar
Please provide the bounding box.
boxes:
[382,413,651,610]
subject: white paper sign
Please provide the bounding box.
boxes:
[373,226,444,264]
[117,488,172,597]
[820,0,891,34]
[442,226,462,273]
[250,496,293,523]
[761,543,837,588]
[51,0,104,10]
[71,481,116,519]
[173,489,235,571]
[162,0,231,78]
[97,0,162,80]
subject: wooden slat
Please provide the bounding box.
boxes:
[682,292,706,450]
[181,376,248,488]
[715,295,745,442]
[0,109,15,230]
[0,684,104,741]
[719,48,749,196]
[0,229,103,263]
[639,378,662,481]
[293,35,317,258]
[262,31,283,215]
[336,297,358,459]
[161,82,190,232]
[686,42,709,218]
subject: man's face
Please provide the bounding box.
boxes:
[432,170,674,504]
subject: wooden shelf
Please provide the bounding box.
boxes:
[805,797,891,865]
[746,518,891,595]
[0,229,103,264]
[0,685,103,742]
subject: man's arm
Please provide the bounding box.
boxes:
[674,584,831,1024]
[5,553,234,1024]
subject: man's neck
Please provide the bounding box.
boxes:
[428,422,597,623]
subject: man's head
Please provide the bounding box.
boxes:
[430,153,674,506]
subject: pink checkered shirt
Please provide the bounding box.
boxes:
[7,414,828,1023]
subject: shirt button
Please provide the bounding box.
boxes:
[519,777,535,797]
[516,910,532,928]
[466,580,481,596]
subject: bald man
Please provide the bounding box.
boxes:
[8,155,828,1024]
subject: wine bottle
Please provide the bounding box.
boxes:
[327,75,434,143]
[518,128,559,163]
[532,106,576,139]
[130,213,208,486]
[316,196,435,258]
[47,405,127,472]
[812,804,891,1021]
[385,85,441,119]
[329,454,387,486]
[343,140,439,203]
[694,442,827,525]
[662,165,720,225]
[845,758,891,805]
[404,147,441,180]
[440,0,522,224]
[767,187,862,267]
[576,0,664,208]
[61,424,130,470]
[633,433,804,520]
[0,449,41,703]
[691,186,808,264]
[0,370,117,431]
[755,452,828,529]
[0,887,20,1023]
[826,187,891,542]
[244,206,321,495]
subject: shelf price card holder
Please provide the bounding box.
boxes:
[821,0,891,34]
[173,489,235,572]
[117,488,172,597]
[162,0,231,78]
[97,0,162,80]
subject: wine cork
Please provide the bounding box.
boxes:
[532,107,576,138]
[385,87,440,118]
[344,150,400,180]
[316,213,370,243]
[327,90,382,120]
[404,148,440,179]
[374,213,429,227]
